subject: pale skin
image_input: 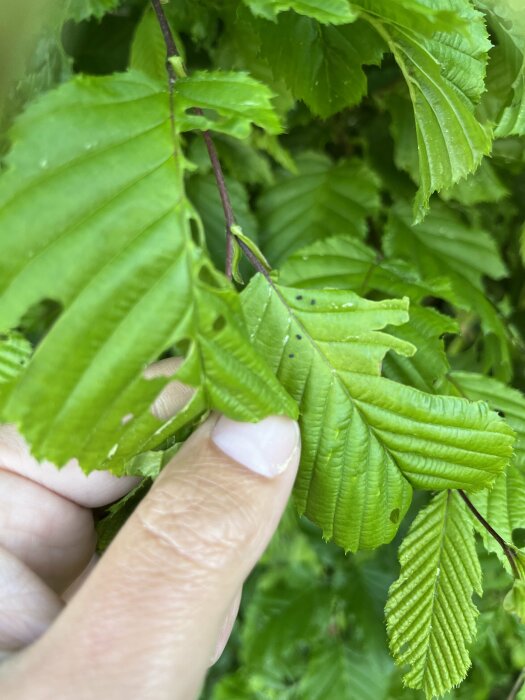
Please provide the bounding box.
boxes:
[0,359,301,699]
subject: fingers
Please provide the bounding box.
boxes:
[0,358,188,508]
[9,414,300,700]
[0,470,95,593]
[0,425,139,509]
[0,546,63,652]
[0,357,192,662]
[145,357,193,421]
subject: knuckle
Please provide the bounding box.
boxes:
[136,469,263,571]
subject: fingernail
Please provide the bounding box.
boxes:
[211,416,300,478]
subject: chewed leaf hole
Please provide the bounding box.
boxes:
[512,528,525,548]
[390,508,400,524]
[18,298,63,345]
[213,315,226,332]
[189,217,201,245]
[198,264,221,288]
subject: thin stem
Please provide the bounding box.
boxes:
[150,0,179,58]
[150,0,246,281]
[237,238,273,282]
[507,668,525,700]
[458,489,519,578]
[201,130,236,279]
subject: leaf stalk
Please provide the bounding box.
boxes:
[150,0,269,281]
[458,489,520,578]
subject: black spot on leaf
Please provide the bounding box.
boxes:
[390,508,400,523]
[213,315,226,332]
[513,528,525,548]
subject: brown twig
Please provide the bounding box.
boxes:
[200,131,236,278]
[150,0,268,281]
[507,668,525,700]
[458,489,519,578]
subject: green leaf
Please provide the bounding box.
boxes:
[385,201,507,289]
[241,580,332,672]
[385,200,512,379]
[449,372,525,472]
[504,579,525,623]
[256,13,386,118]
[279,236,458,393]
[242,275,514,551]
[449,371,525,565]
[0,332,32,388]
[259,153,381,263]
[297,641,393,700]
[383,305,458,394]
[0,71,296,473]
[386,490,483,699]
[186,172,259,272]
[244,0,358,24]
[191,133,275,187]
[173,70,282,138]
[441,158,509,205]
[130,8,171,85]
[351,0,469,36]
[279,235,453,303]
[478,0,525,137]
[66,0,120,22]
[364,0,492,220]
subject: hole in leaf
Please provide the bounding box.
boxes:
[390,508,400,524]
[121,413,134,426]
[189,217,201,245]
[18,298,63,346]
[513,528,525,548]
[213,315,226,332]
[174,338,191,357]
[198,264,220,288]
[497,409,506,418]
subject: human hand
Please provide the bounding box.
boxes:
[0,360,300,699]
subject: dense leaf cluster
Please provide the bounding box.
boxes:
[1,0,525,697]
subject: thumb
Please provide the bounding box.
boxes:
[11,414,300,700]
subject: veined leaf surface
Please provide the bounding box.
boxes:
[243,0,358,24]
[258,153,380,263]
[386,490,482,698]
[450,371,525,567]
[360,0,492,219]
[242,275,514,551]
[0,71,296,473]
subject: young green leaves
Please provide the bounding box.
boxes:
[242,275,514,552]
[360,0,491,219]
[386,491,482,699]
[243,0,358,24]
[173,70,282,138]
[258,153,380,263]
[244,0,493,220]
